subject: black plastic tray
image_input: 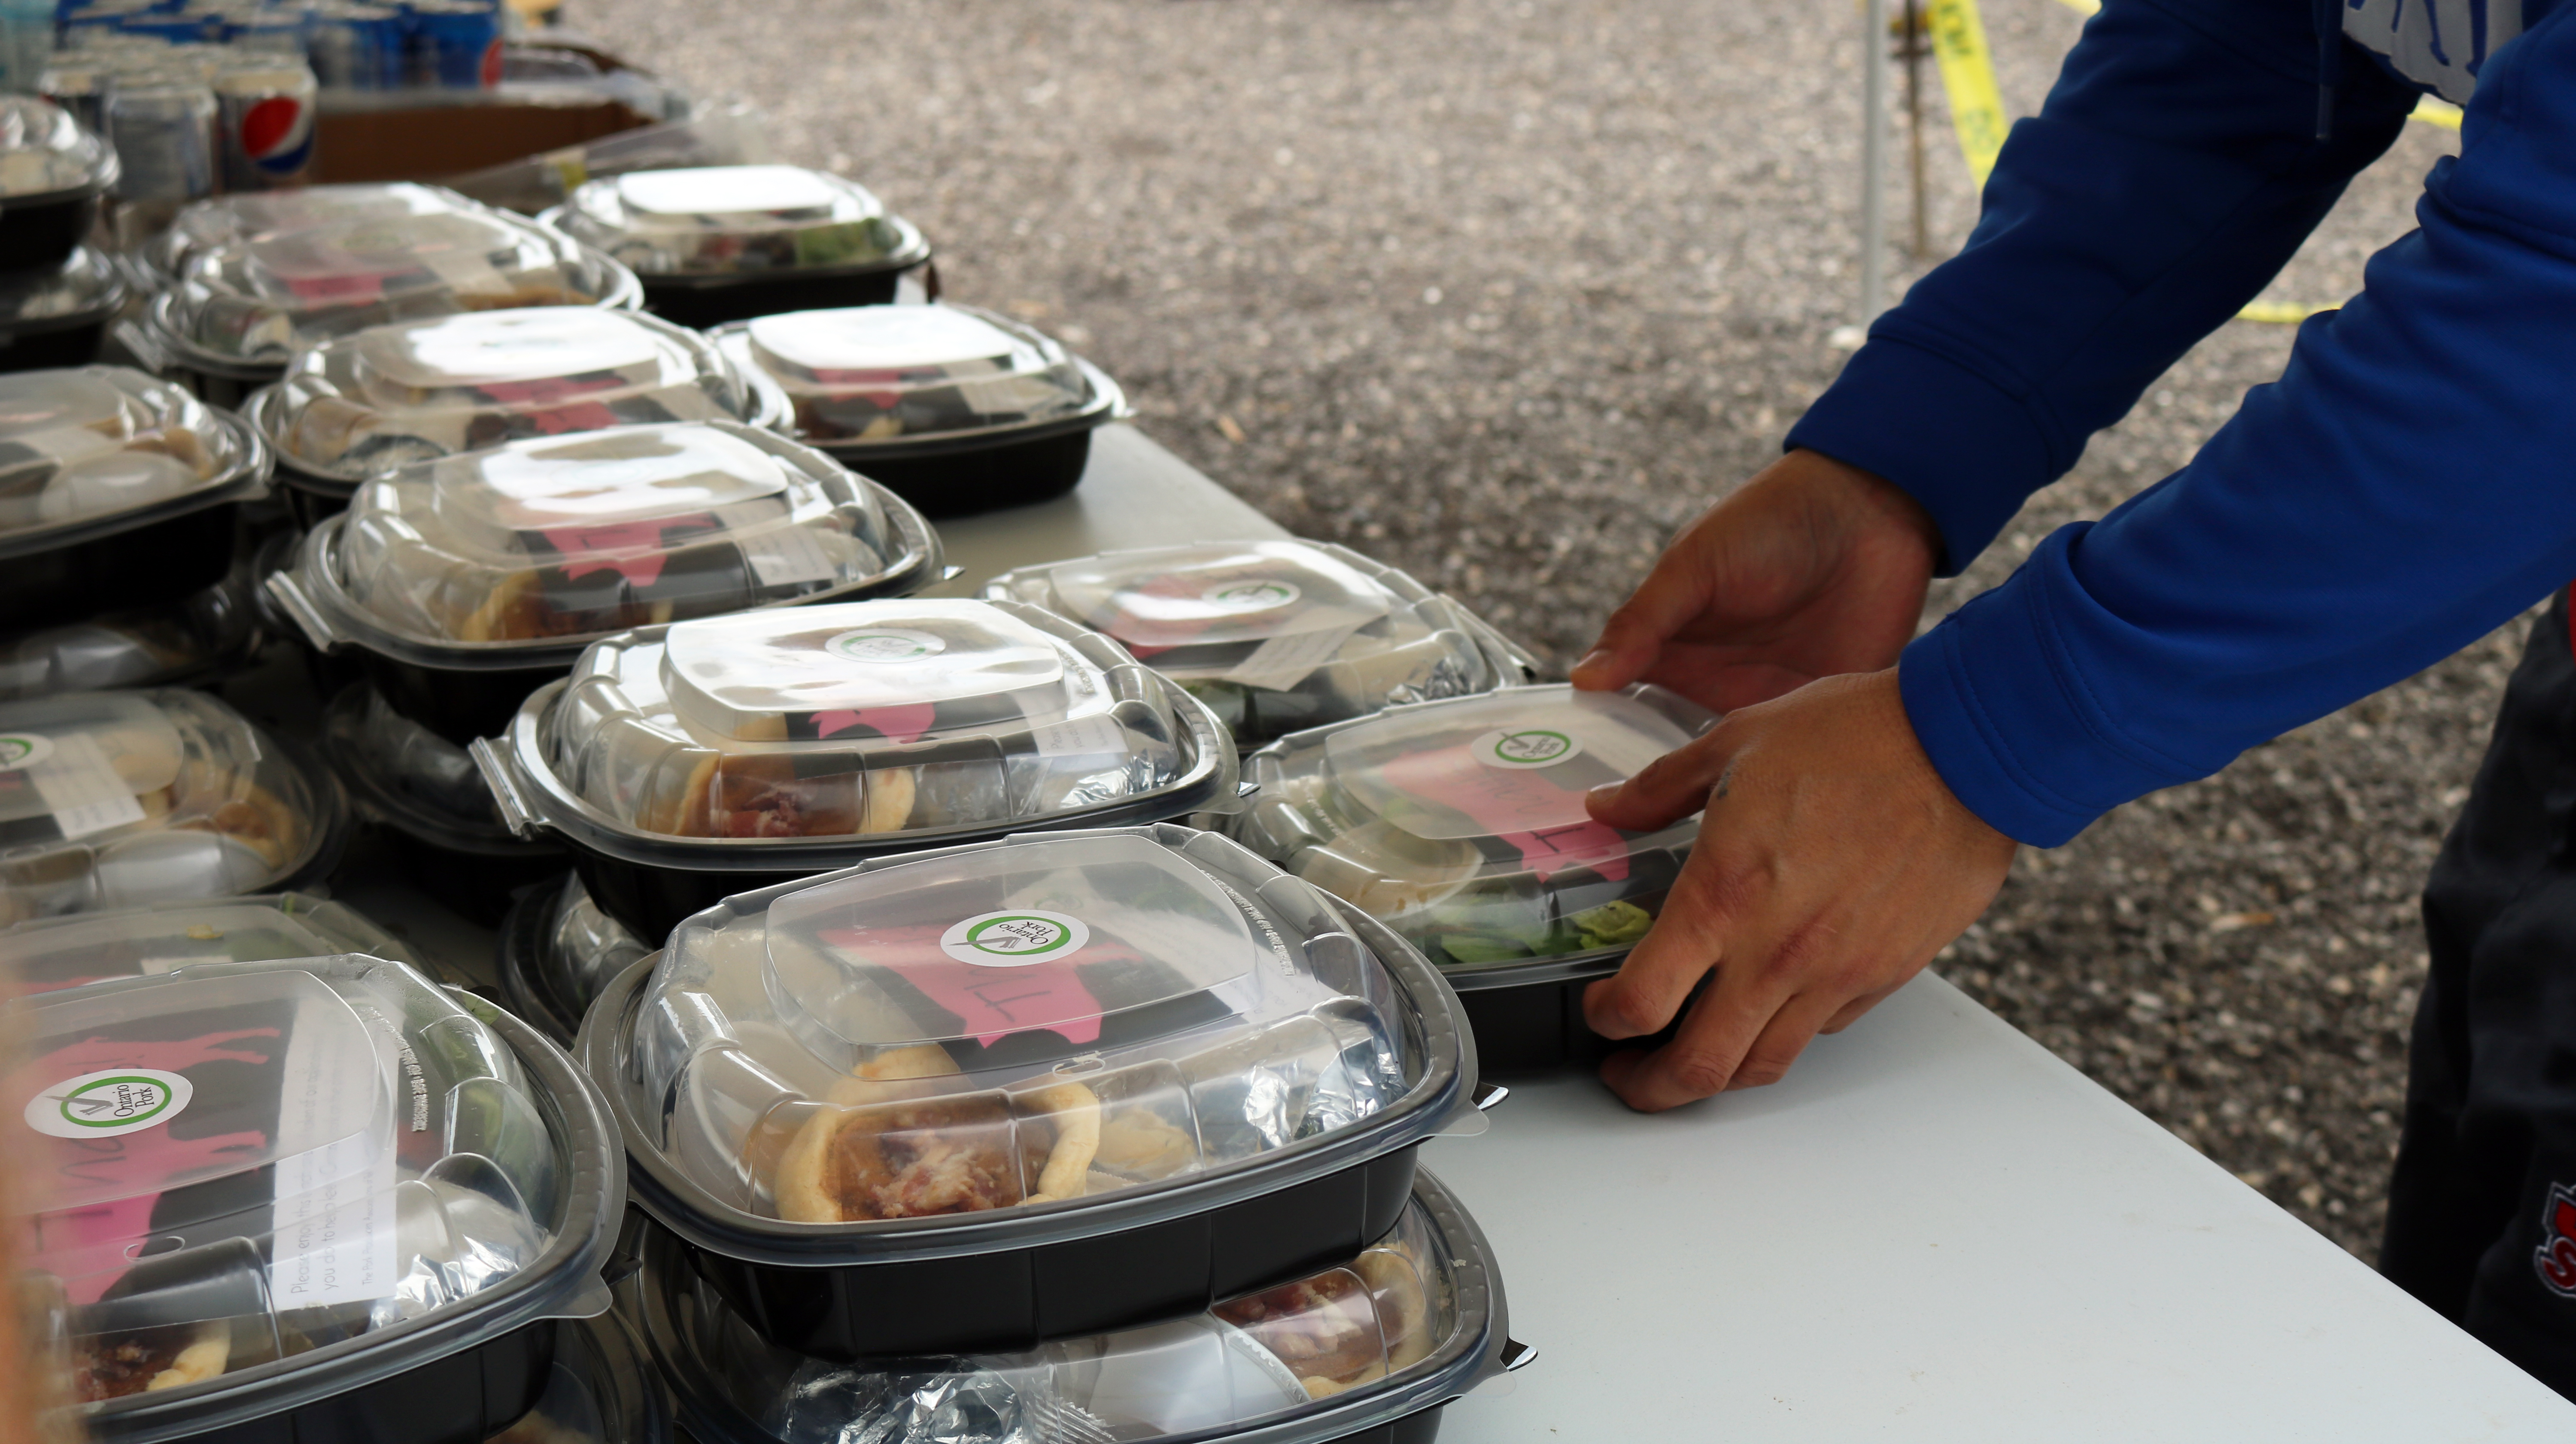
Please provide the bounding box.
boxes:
[0,312,110,371]
[1449,953,1695,1074]
[0,189,103,270]
[632,1165,1522,1444]
[276,465,358,530]
[576,892,1476,1361]
[567,849,813,941]
[830,426,1093,519]
[79,995,625,1444]
[639,259,928,330]
[358,648,569,748]
[379,819,568,927]
[0,496,245,630]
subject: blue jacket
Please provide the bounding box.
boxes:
[1784,0,2574,846]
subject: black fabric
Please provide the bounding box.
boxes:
[2385,587,2576,1400]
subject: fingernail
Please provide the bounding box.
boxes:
[1572,649,1613,679]
[1585,781,1624,807]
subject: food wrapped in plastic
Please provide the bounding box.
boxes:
[712,305,1121,515]
[718,303,1106,447]
[638,1167,1518,1444]
[0,892,429,994]
[278,422,937,655]
[143,206,641,371]
[986,540,1539,743]
[8,955,622,1441]
[137,182,485,286]
[0,689,345,926]
[0,246,125,372]
[578,822,1475,1357]
[0,360,269,574]
[0,96,118,270]
[1228,684,1714,978]
[246,307,785,487]
[0,563,261,700]
[617,826,1418,1221]
[498,872,646,1046]
[546,165,925,280]
[473,598,1239,939]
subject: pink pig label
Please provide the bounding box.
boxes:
[1378,743,1631,883]
[824,919,1106,1048]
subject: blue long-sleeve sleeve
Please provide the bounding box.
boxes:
[1790,0,2576,848]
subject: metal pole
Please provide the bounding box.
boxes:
[1861,0,1890,326]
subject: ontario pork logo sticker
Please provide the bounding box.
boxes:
[24,1068,194,1139]
[940,909,1090,967]
[2536,1183,2576,1298]
[1472,726,1583,771]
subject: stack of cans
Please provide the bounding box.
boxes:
[40,29,319,243]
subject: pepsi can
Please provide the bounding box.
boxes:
[214,53,316,190]
[39,60,112,131]
[406,0,501,88]
[307,2,403,89]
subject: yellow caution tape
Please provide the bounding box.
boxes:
[2236,300,2336,325]
[2050,0,2099,12]
[1927,0,2010,187]
[2410,96,2463,129]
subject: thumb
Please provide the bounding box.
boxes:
[1571,552,1716,692]
[1585,726,1737,833]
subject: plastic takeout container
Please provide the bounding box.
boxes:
[0,366,272,629]
[130,206,641,407]
[266,420,943,745]
[577,822,1485,1359]
[324,684,568,926]
[242,306,792,527]
[472,597,1240,938]
[986,540,1540,744]
[11,955,624,1444]
[134,183,491,288]
[0,246,126,373]
[0,561,262,701]
[0,892,428,993]
[713,304,1124,517]
[0,689,349,927]
[0,95,118,270]
[498,871,647,1047]
[1228,685,1714,1071]
[543,165,933,329]
[637,1164,1527,1444]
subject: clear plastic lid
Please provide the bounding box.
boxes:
[7,956,570,1406]
[0,246,124,329]
[273,422,939,666]
[986,540,1537,743]
[1228,685,1715,981]
[620,827,1415,1223]
[714,304,1111,448]
[0,95,117,203]
[0,689,339,926]
[0,564,261,700]
[0,366,268,558]
[250,308,778,484]
[514,598,1219,849]
[0,893,423,994]
[643,1172,1496,1444]
[142,183,483,284]
[537,873,644,1020]
[547,165,924,278]
[153,208,640,367]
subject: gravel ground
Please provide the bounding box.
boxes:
[583,0,2491,1258]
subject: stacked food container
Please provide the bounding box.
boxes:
[124,182,643,408]
[7,953,625,1443]
[0,97,123,371]
[578,820,1525,1441]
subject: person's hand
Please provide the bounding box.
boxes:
[1580,668,2018,1111]
[1570,449,1940,713]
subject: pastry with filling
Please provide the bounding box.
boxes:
[773,1058,1104,1222]
[71,1319,229,1402]
[450,570,680,643]
[649,751,919,840]
[1213,1271,1389,1399]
